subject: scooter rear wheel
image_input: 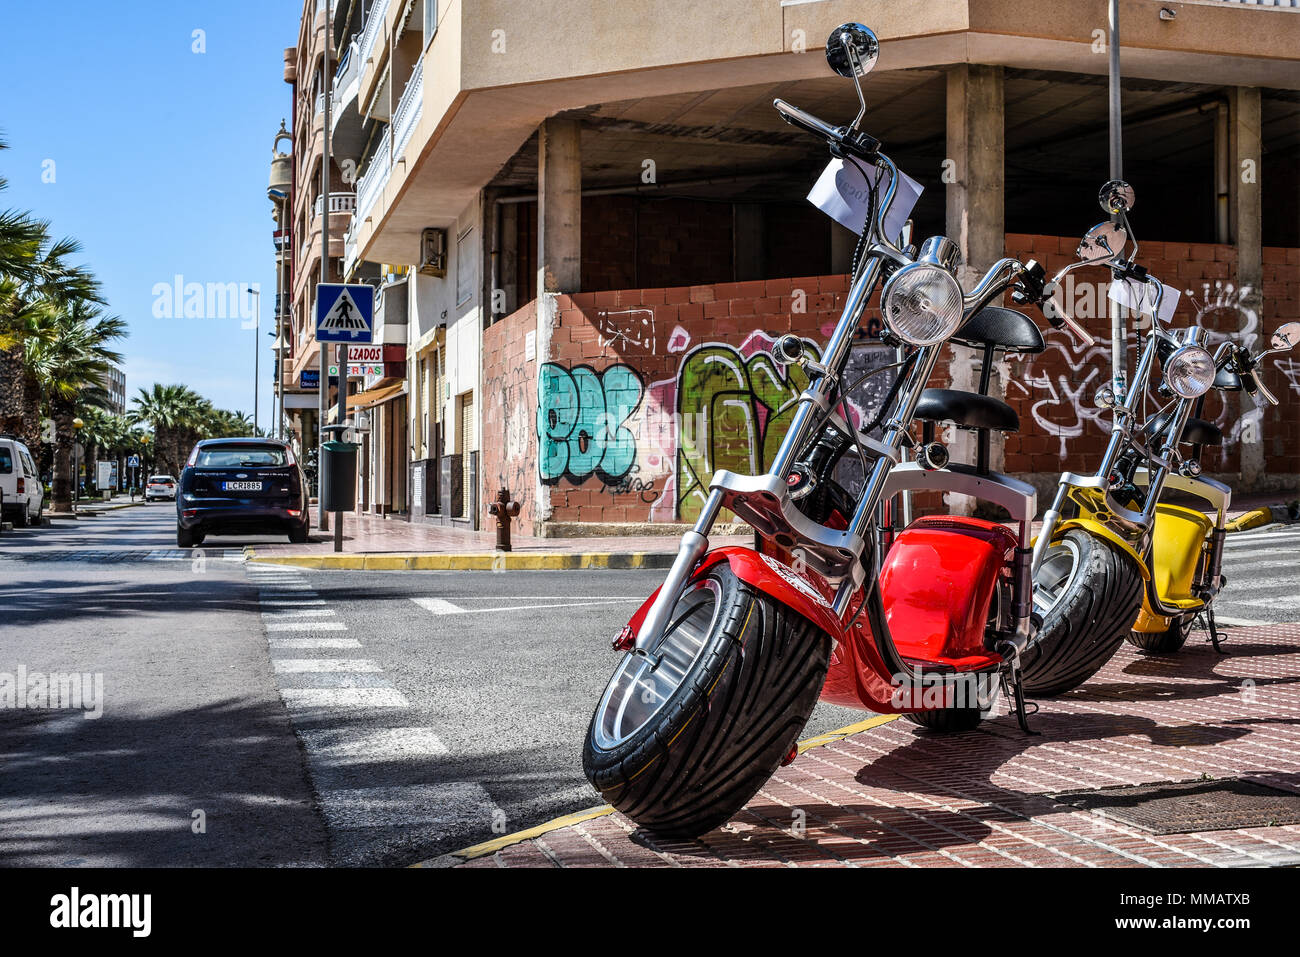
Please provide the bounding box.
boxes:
[583,561,831,838]
[1020,530,1143,696]
[1128,614,1194,654]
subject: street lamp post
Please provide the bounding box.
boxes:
[248,286,261,434]
[72,417,84,511]
[269,120,293,444]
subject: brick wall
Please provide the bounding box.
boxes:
[481,300,540,531]
[482,236,1300,532]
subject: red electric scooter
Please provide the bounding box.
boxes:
[581,23,1094,837]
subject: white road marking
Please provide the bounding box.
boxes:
[298,727,450,762]
[257,583,315,591]
[1235,594,1300,611]
[1224,529,1300,547]
[1214,615,1270,627]
[411,598,466,615]
[411,597,643,616]
[314,782,499,830]
[280,688,409,709]
[264,620,348,632]
[262,608,337,619]
[269,637,363,649]
[273,659,382,673]
[260,598,328,607]
[1219,558,1300,570]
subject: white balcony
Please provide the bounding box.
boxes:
[355,135,389,231]
[358,0,390,72]
[313,192,357,219]
[391,60,423,164]
[331,39,361,124]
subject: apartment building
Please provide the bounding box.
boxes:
[97,365,126,416]
[289,0,1300,536]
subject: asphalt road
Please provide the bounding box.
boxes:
[1,502,1297,867]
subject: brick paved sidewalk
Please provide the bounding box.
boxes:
[448,622,1300,868]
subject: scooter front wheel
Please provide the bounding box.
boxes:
[583,561,831,838]
[1019,529,1143,696]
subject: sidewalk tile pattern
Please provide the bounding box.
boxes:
[459,623,1300,868]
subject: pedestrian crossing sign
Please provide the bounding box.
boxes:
[315,283,374,343]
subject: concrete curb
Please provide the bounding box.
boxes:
[409,714,900,868]
[244,547,675,571]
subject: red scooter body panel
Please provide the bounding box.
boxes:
[822,516,1015,712]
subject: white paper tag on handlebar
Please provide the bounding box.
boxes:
[808,158,922,243]
[1108,277,1180,323]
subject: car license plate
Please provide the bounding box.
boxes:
[223,481,262,491]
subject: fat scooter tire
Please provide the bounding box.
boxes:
[1128,615,1193,654]
[583,562,831,838]
[904,707,984,733]
[1020,529,1143,696]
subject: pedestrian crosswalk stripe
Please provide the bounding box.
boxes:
[264,620,348,632]
[298,727,450,762]
[262,608,337,618]
[273,659,382,673]
[1214,615,1270,627]
[280,688,409,709]
[1224,529,1300,547]
[269,637,362,649]
[261,598,327,606]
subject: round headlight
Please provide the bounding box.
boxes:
[1164,344,1216,399]
[881,262,964,346]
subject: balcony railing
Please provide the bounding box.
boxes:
[355,135,389,228]
[313,192,357,219]
[332,38,360,117]
[358,0,390,71]
[392,60,423,164]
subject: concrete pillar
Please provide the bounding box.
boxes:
[946,65,1005,288]
[1229,87,1264,489]
[537,118,582,294]
[945,64,1005,514]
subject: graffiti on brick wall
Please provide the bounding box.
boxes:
[537,363,645,486]
[595,308,655,355]
[535,328,892,520]
[1009,281,1266,457]
[673,334,818,521]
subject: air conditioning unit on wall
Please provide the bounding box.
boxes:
[419,227,447,277]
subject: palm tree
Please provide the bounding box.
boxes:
[0,137,101,451]
[25,300,126,511]
[131,383,205,476]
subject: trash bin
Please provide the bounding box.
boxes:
[320,440,360,512]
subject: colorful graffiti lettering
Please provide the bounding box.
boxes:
[537,363,644,485]
[674,336,817,521]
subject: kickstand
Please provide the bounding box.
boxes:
[1001,668,1040,736]
[1203,606,1229,654]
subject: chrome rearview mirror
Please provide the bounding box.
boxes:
[826,23,879,78]
[1271,321,1300,352]
[1076,221,1127,265]
[1099,179,1136,215]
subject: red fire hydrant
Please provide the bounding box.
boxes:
[487,487,521,551]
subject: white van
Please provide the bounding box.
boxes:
[0,435,45,527]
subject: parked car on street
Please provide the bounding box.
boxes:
[144,474,178,502]
[176,437,310,547]
[0,434,45,527]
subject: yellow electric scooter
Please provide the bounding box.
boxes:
[1022,181,1300,692]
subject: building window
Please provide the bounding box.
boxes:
[423,0,437,48]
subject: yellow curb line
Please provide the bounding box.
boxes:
[416,712,900,866]
[245,551,672,571]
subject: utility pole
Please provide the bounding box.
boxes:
[1108,0,1126,401]
[318,15,332,531]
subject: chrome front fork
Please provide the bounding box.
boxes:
[634,258,887,652]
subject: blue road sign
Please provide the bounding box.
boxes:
[127,455,140,468]
[315,283,374,343]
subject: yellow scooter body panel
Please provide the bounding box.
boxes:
[1133,503,1212,633]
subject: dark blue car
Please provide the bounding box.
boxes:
[176,437,310,547]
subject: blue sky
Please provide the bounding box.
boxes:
[0,1,302,425]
